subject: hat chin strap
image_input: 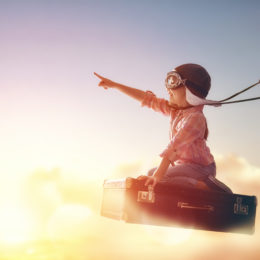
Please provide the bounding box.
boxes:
[185,88,221,107]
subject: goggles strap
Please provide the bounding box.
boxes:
[209,80,260,106]
[215,96,260,105]
[169,80,260,110]
[219,80,260,102]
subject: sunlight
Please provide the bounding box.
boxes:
[143,225,192,245]
[0,204,35,245]
[47,204,93,241]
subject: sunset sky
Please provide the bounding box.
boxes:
[0,0,260,259]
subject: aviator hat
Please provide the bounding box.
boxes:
[175,63,211,98]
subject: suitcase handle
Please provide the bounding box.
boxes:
[178,202,214,212]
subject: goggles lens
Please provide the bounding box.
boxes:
[165,71,184,89]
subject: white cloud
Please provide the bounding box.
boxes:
[214,153,260,195]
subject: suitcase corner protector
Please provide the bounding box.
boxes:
[125,177,134,189]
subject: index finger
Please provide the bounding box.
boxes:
[93,72,104,80]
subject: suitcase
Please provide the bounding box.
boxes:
[101,177,257,234]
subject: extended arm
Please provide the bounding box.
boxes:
[94,72,145,102]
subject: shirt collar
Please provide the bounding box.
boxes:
[180,105,204,115]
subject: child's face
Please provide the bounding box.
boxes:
[168,86,187,106]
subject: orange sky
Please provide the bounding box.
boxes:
[0,154,259,259]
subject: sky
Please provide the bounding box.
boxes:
[0,0,260,259]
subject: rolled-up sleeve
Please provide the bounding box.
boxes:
[141,91,171,116]
[160,113,206,163]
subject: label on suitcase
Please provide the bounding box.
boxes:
[101,177,257,234]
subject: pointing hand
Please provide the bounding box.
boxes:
[94,72,116,89]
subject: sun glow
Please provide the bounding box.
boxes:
[144,225,193,245]
[0,204,35,245]
[48,204,93,241]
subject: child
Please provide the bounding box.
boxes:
[94,64,232,193]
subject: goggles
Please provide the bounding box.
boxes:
[164,69,260,109]
[165,71,186,90]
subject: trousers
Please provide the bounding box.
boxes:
[147,162,232,193]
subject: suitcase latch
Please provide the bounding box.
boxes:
[137,186,155,203]
[234,197,248,215]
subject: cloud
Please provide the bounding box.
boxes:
[97,155,260,260]
[214,154,260,235]
[22,168,63,237]
[47,204,94,241]
[21,166,103,241]
[111,160,143,178]
[18,156,260,260]
[23,167,102,218]
[215,153,260,195]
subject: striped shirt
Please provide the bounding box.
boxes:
[141,91,214,166]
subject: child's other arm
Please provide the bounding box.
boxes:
[137,156,172,189]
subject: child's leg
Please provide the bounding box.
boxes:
[162,163,232,193]
[163,162,216,182]
[145,163,215,187]
[146,163,215,180]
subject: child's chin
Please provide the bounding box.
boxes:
[169,101,177,106]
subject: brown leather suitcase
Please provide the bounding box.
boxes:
[101,177,257,234]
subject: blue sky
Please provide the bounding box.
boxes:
[0,1,260,259]
[1,0,260,175]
